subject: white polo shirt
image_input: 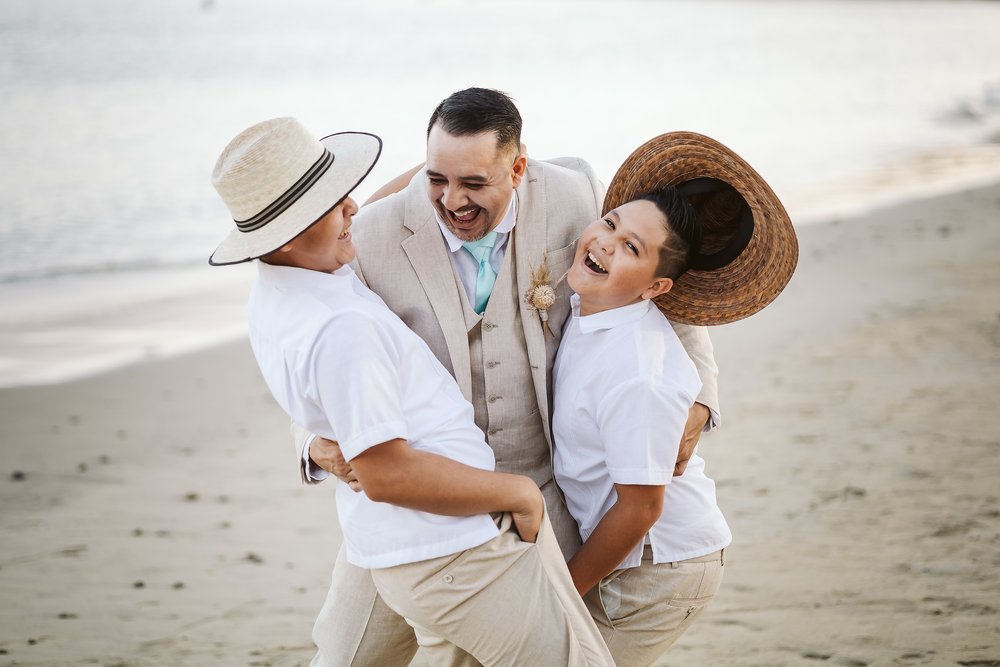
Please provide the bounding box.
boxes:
[248,262,500,569]
[552,295,731,568]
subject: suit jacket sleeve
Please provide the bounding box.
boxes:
[670,323,721,428]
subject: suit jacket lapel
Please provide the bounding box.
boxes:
[514,163,554,446]
[401,185,474,400]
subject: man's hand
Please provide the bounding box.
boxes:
[310,437,362,492]
[675,403,711,477]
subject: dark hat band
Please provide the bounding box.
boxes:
[235,148,335,232]
[679,178,755,272]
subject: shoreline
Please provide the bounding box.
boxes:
[3,145,1000,390]
[1,175,998,664]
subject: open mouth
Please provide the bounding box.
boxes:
[584,250,607,275]
[337,225,352,241]
[447,205,482,227]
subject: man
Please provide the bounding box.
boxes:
[297,88,720,666]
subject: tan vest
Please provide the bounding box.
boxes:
[458,234,550,486]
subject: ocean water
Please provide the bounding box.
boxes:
[1,0,1000,386]
[2,0,1000,283]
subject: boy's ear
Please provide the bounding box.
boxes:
[642,277,673,301]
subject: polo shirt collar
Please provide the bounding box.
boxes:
[571,293,654,334]
[435,193,517,253]
[256,260,355,292]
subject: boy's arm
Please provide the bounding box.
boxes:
[567,484,664,596]
[350,438,544,542]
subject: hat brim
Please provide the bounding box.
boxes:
[209,131,382,266]
[604,132,798,326]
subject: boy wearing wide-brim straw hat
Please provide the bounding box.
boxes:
[209,117,614,666]
[553,131,797,665]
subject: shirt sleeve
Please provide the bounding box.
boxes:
[309,314,409,462]
[595,378,695,486]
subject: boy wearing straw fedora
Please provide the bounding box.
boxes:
[554,132,797,665]
[209,117,614,666]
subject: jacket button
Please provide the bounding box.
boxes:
[443,574,454,584]
[488,395,501,403]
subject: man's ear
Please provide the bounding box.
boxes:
[510,153,528,189]
[642,277,674,301]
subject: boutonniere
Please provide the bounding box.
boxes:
[524,254,557,336]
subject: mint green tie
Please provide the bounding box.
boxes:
[462,232,499,314]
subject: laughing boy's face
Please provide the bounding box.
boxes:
[568,199,674,316]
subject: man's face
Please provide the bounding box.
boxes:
[425,124,527,242]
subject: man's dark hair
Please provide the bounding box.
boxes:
[427,87,522,155]
[640,186,702,280]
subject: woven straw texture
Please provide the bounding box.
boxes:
[209,118,381,265]
[604,132,798,326]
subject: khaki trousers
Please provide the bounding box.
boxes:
[309,480,582,666]
[371,510,614,666]
[584,547,726,667]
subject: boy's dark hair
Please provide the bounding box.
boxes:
[640,186,702,280]
[427,87,522,155]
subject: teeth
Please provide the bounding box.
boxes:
[587,251,607,273]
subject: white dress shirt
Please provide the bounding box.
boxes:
[434,194,517,307]
[249,262,500,569]
[552,295,731,568]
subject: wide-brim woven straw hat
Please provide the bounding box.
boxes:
[209,117,381,265]
[604,132,797,326]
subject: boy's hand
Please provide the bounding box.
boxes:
[511,478,544,543]
[310,437,362,492]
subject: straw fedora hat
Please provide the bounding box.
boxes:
[604,132,797,326]
[209,117,382,265]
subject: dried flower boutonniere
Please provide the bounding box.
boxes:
[524,254,557,336]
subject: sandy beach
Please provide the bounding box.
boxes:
[1,179,999,666]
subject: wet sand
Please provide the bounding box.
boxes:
[1,182,999,665]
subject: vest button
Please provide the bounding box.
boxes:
[488,395,502,403]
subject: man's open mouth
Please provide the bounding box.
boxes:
[584,250,607,275]
[448,206,482,226]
